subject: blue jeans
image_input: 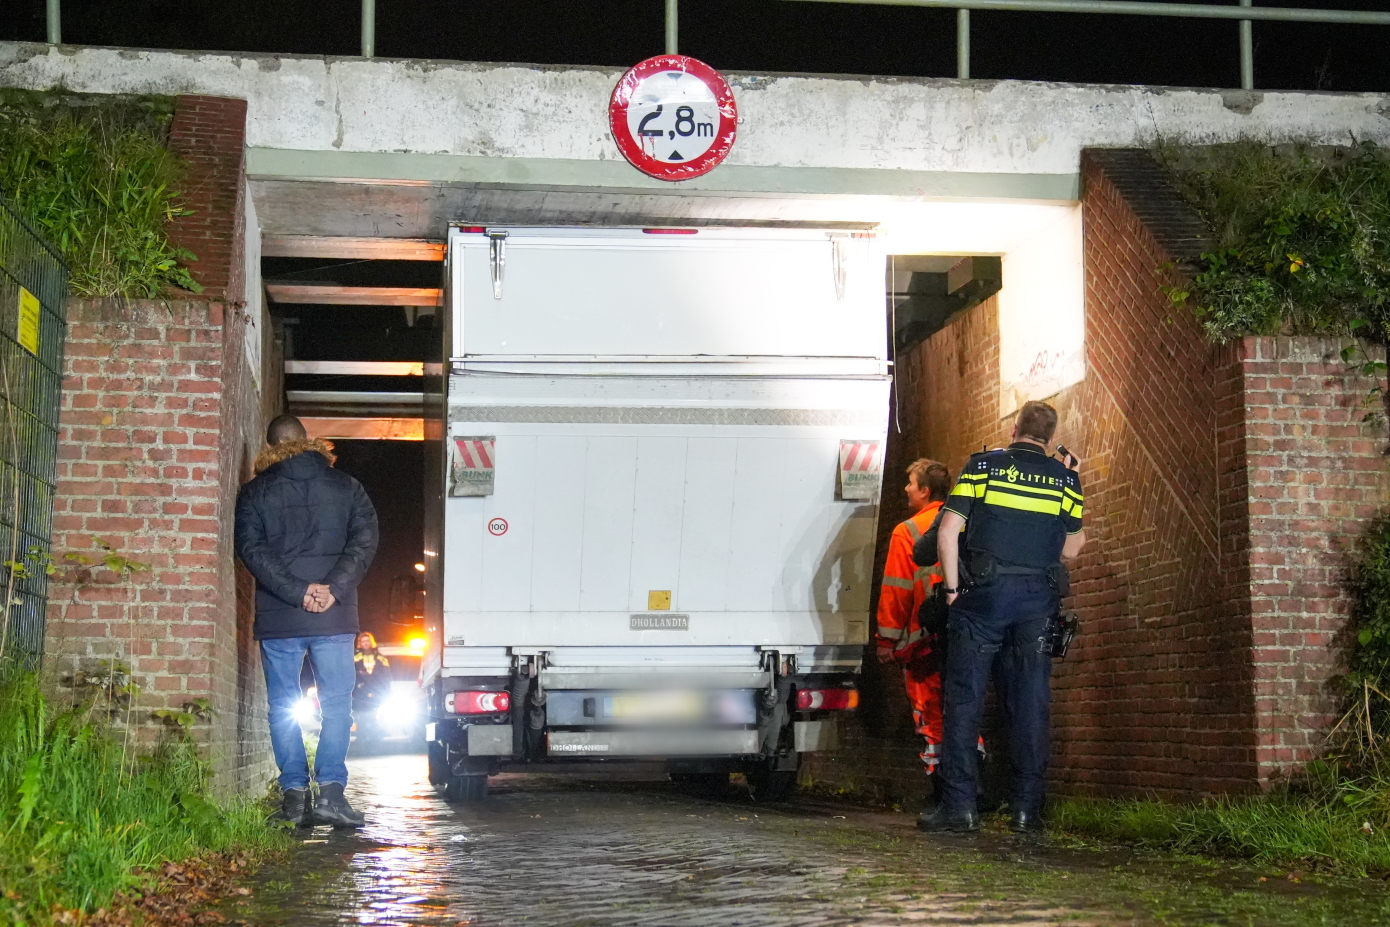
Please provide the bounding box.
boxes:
[939,576,1055,815]
[261,633,356,790]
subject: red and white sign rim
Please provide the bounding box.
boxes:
[487,518,508,536]
[609,55,738,182]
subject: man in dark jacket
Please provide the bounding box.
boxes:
[235,414,379,827]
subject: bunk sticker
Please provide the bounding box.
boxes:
[450,437,495,497]
[609,55,738,182]
[487,518,509,537]
[16,287,39,356]
[838,439,883,501]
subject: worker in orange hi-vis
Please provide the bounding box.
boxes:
[875,458,951,785]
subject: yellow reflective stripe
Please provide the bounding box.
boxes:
[894,629,924,651]
[950,481,980,499]
[905,520,922,541]
[1069,505,1084,519]
[877,625,905,640]
[1064,486,1083,501]
[986,479,1062,498]
[881,576,915,590]
[982,490,1063,515]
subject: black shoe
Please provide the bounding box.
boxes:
[917,806,981,833]
[1009,809,1045,834]
[275,787,312,826]
[312,782,366,828]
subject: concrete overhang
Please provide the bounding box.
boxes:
[8,42,1390,239]
[246,150,1080,239]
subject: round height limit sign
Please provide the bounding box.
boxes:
[610,55,737,181]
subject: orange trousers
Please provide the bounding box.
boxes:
[903,655,943,772]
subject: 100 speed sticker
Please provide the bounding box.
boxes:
[609,55,737,182]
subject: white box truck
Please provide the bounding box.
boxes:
[421,225,889,801]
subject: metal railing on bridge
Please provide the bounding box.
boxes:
[36,0,1390,91]
[0,198,68,665]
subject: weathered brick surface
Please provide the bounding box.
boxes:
[46,298,273,792]
[167,95,247,300]
[1238,336,1389,781]
[808,149,1389,801]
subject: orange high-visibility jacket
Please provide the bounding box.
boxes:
[875,500,944,660]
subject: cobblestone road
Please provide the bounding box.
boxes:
[220,755,1390,927]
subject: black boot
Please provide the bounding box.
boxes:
[275,787,312,826]
[312,782,366,828]
[917,806,981,833]
[1009,809,1045,834]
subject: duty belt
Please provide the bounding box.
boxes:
[993,563,1048,576]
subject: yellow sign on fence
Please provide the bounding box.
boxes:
[17,287,39,356]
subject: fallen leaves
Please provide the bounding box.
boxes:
[52,853,262,927]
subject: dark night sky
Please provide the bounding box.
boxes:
[2,0,1388,91]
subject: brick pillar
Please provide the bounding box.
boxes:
[167,95,248,301]
[47,299,272,790]
[45,92,272,792]
[1238,337,1389,781]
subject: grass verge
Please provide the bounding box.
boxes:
[1052,792,1390,877]
[0,668,288,925]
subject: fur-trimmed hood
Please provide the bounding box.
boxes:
[254,437,337,474]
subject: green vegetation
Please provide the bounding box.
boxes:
[1347,512,1390,690]
[0,89,200,297]
[0,667,286,924]
[1052,792,1390,877]
[1158,142,1390,346]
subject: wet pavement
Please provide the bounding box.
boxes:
[220,755,1390,927]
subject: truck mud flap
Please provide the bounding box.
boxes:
[547,729,758,757]
[793,719,840,752]
[467,724,513,756]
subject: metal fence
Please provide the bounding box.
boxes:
[41,0,1390,91]
[0,198,69,664]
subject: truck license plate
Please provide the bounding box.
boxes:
[604,692,705,720]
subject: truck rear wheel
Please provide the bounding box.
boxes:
[427,741,447,786]
[442,773,489,802]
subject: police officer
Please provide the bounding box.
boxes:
[919,400,1086,835]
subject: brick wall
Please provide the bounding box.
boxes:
[1238,337,1389,781]
[808,150,1388,802]
[167,95,248,301]
[46,299,272,792]
[1059,151,1258,797]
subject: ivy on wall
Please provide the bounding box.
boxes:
[0,90,200,297]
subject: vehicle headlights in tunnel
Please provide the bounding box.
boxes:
[376,692,420,728]
[292,695,319,725]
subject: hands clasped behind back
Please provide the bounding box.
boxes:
[302,583,336,613]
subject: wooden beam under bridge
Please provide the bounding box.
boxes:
[300,417,424,441]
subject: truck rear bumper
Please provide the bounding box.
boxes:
[547,729,760,757]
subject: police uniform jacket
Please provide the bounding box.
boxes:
[943,442,1083,570]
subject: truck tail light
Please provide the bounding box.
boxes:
[446,691,511,714]
[795,688,859,711]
